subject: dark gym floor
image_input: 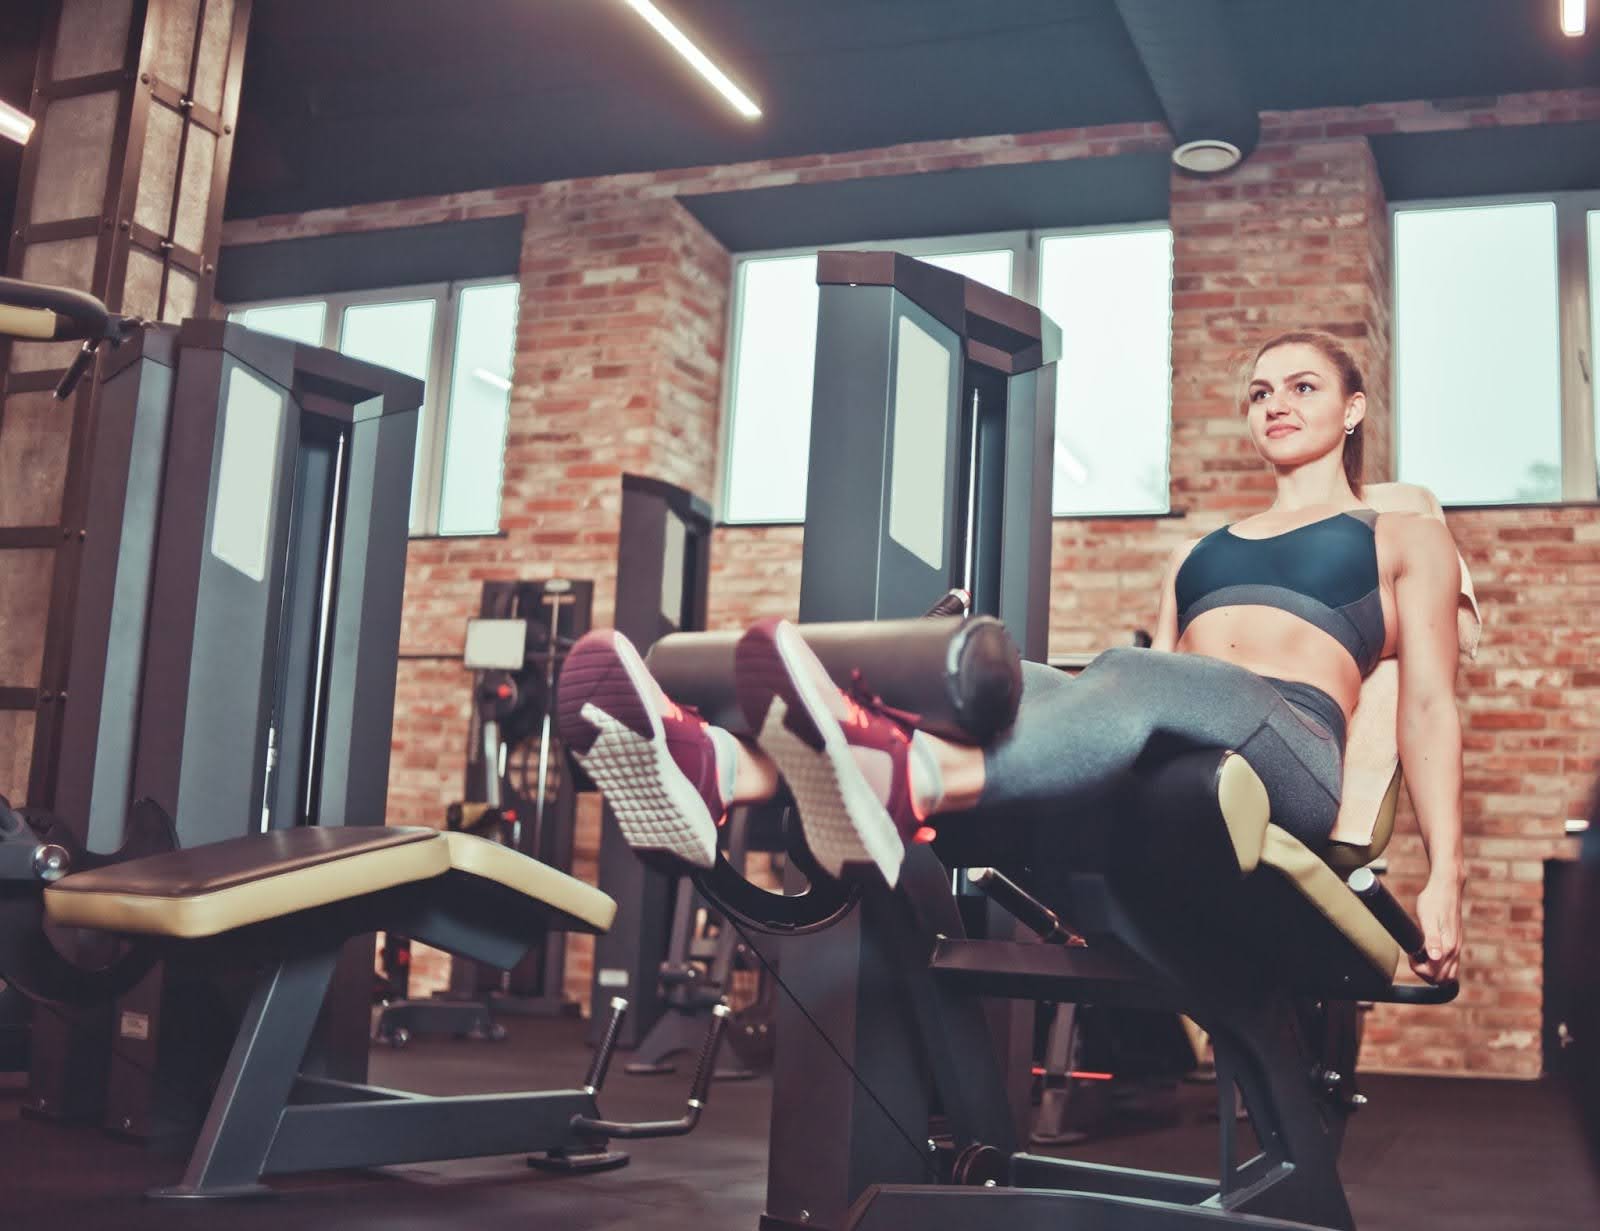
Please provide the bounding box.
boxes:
[1,1016,1595,1230]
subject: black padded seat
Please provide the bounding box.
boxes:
[1114,823,1403,1003]
[44,826,615,940]
[939,749,1406,1001]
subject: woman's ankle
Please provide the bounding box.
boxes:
[727,734,780,804]
[917,732,987,816]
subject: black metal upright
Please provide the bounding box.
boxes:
[28,321,421,1135]
[448,576,594,1014]
[763,251,1058,1230]
[588,474,713,1047]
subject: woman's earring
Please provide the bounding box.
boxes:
[1344,423,1356,436]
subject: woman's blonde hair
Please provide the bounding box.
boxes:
[1242,330,1366,492]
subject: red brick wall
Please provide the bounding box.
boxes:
[223,87,1600,1074]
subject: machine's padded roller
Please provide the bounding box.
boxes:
[645,616,1022,744]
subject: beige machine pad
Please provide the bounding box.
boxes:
[44,827,448,939]
[1259,827,1402,979]
[443,832,617,933]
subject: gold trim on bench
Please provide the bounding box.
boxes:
[44,838,452,939]
[1216,752,1270,876]
[443,832,616,933]
[1259,827,1401,979]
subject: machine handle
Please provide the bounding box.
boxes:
[1347,866,1459,1001]
[0,275,111,343]
[968,866,1085,947]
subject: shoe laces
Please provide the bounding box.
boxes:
[659,696,705,726]
[844,669,921,738]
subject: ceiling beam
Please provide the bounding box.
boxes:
[1114,0,1259,170]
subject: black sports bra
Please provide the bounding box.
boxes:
[1174,509,1386,676]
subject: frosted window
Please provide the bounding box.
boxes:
[230,301,326,347]
[723,247,1013,524]
[723,256,822,523]
[1395,203,1562,504]
[211,366,284,581]
[1038,229,1173,516]
[339,299,437,518]
[439,282,518,535]
[889,313,954,568]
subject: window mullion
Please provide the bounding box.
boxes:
[1557,199,1597,501]
[419,286,459,535]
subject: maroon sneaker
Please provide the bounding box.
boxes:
[734,618,923,884]
[557,630,725,868]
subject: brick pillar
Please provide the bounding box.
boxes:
[0,0,251,807]
[378,191,730,1003]
[1168,134,1392,519]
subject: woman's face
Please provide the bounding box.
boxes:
[1244,342,1361,468]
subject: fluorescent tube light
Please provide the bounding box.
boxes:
[1561,0,1586,36]
[623,0,762,119]
[0,99,35,146]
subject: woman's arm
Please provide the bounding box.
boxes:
[1151,540,1198,653]
[1388,514,1466,984]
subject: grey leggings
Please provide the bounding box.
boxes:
[979,649,1346,847]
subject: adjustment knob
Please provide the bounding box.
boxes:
[33,843,71,883]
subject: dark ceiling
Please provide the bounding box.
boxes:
[5,2,1598,225]
[225,0,1600,219]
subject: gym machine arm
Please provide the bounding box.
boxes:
[0,275,141,398]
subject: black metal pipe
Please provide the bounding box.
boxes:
[967,867,1084,947]
[584,996,628,1093]
[571,1004,731,1139]
[1348,867,1459,1002]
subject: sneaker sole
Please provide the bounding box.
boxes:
[557,634,719,869]
[735,622,905,886]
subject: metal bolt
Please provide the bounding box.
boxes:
[33,845,69,882]
[1350,1093,1369,1108]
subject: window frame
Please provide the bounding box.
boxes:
[1034,220,1175,517]
[1390,191,1599,506]
[717,222,1175,526]
[226,275,519,536]
[717,230,1032,528]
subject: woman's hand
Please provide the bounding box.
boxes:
[1410,874,1463,984]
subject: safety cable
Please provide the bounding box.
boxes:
[723,912,940,1180]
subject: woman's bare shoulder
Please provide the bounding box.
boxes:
[1374,508,1456,577]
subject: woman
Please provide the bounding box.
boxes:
[556,330,1465,985]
